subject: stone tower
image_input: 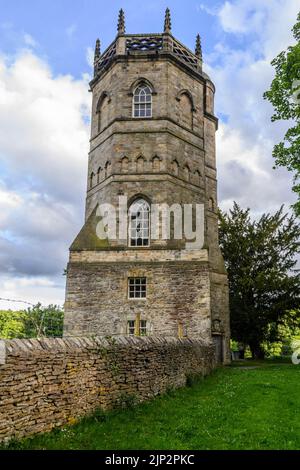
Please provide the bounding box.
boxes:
[64,9,230,363]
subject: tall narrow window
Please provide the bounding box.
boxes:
[133,85,152,118]
[121,156,129,172]
[129,198,150,247]
[136,156,145,173]
[90,172,95,189]
[172,160,179,176]
[97,167,102,184]
[184,165,190,181]
[127,320,135,336]
[152,156,160,171]
[139,320,147,336]
[177,91,194,129]
[97,92,110,133]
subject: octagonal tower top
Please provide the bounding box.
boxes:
[91,8,210,88]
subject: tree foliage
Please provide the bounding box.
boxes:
[219,202,300,358]
[0,310,26,339]
[0,304,64,339]
[264,12,300,215]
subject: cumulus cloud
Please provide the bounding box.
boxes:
[66,24,77,39]
[218,0,299,58]
[0,51,91,203]
[86,47,94,69]
[0,46,91,307]
[1,1,299,307]
[203,0,299,217]
[23,33,37,48]
[0,275,65,310]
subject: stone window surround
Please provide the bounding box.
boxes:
[127,319,147,336]
[132,84,152,118]
[128,277,147,299]
[128,198,150,247]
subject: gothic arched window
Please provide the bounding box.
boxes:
[172,160,179,176]
[184,165,190,181]
[136,156,145,173]
[121,156,129,172]
[129,198,150,247]
[194,170,201,185]
[96,92,110,133]
[133,85,152,118]
[97,167,102,184]
[209,197,215,212]
[176,90,194,130]
[90,172,95,189]
[152,156,160,171]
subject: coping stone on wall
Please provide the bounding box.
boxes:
[0,340,6,365]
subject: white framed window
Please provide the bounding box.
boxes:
[129,198,150,247]
[127,320,135,336]
[133,85,152,118]
[127,319,147,336]
[139,320,147,336]
[128,277,147,299]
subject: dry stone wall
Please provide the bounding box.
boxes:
[0,336,215,442]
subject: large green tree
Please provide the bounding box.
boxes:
[264,12,300,215]
[219,203,300,358]
[23,303,64,338]
[0,310,26,339]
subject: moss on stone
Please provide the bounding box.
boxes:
[70,206,110,251]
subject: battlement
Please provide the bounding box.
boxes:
[91,8,205,86]
[93,33,202,79]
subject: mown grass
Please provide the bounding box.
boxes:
[3,363,300,450]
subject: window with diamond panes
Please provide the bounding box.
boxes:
[129,199,150,247]
[128,277,147,299]
[133,85,152,118]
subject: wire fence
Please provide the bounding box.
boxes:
[0,300,64,339]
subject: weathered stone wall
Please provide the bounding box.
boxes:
[0,336,214,442]
[64,257,211,339]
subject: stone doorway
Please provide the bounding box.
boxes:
[213,334,223,364]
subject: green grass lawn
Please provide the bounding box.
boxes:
[4,363,300,450]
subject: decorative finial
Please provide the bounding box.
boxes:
[94,39,100,76]
[94,38,101,60]
[117,8,125,35]
[195,34,202,58]
[164,8,171,33]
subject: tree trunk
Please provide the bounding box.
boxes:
[249,342,265,360]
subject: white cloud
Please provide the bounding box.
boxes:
[219,0,268,34]
[204,0,299,217]
[0,275,65,310]
[216,124,295,215]
[1,2,299,308]
[196,3,218,16]
[23,33,37,48]
[0,51,91,202]
[86,46,94,69]
[66,24,77,39]
[218,0,299,58]
[0,48,91,308]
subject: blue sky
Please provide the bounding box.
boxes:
[0,0,299,308]
[0,0,215,77]
[0,0,263,78]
